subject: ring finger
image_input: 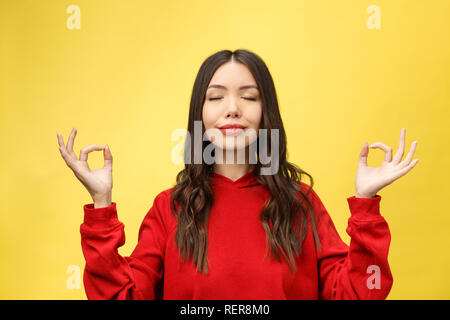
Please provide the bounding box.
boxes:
[399,141,418,168]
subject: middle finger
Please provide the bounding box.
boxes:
[393,128,406,164]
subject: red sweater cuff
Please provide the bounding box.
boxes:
[347,195,382,220]
[83,202,119,227]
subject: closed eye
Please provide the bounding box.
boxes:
[208,97,257,101]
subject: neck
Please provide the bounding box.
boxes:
[213,163,255,181]
[213,146,255,181]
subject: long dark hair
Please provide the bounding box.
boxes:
[170,49,321,275]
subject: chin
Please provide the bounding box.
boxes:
[212,142,248,151]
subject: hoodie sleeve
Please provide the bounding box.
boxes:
[79,192,168,300]
[308,188,393,300]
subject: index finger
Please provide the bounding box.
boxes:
[368,142,393,162]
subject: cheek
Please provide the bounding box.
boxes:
[202,105,216,130]
[246,105,262,128]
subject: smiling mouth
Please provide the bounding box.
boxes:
[219,127,246,135]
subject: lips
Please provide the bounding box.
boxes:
[220,127,245,135]
[218,124,246,135]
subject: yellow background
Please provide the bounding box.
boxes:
[1,0,449,299]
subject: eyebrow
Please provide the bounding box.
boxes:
[207,84,259,91]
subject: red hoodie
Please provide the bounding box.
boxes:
[80,169,393,300]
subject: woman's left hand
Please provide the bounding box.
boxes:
[355,128,419,198]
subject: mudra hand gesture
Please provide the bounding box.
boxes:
[57,128,113,206]
[355,128,419,198]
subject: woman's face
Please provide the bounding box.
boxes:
[202,61,262,151]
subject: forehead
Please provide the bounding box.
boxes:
[208,61,257,89]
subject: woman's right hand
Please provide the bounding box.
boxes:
[57,128,113,205]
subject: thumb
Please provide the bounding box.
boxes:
[103,144,113,169]
[359,142,369,166]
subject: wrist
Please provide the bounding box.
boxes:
[94,201,112,209]
[355,193,376,198]
[92,194,112,208]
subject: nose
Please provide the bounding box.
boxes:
[225,99,241,118]
[226,110,241,118]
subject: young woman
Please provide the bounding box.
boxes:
[57,49,419,300]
